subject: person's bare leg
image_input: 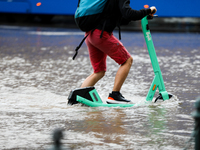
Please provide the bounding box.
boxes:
[112,57,133,91]
[81,71,105,88]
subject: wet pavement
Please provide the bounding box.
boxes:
[0,25,200,149]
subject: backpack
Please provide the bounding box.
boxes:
[74,0,109,32]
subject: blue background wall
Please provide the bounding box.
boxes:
[130,0,200,17]
[0,0,199,17]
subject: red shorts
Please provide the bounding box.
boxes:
[85,29,131,73]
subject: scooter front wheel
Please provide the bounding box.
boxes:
[154,93,173,103]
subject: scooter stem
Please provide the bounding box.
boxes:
[141,16,170,101]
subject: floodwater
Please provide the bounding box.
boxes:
[0,25,200,150]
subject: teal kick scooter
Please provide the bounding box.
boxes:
[142,15,173,102]
[68,14,173,107]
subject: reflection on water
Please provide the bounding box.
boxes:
[0,25,199,149]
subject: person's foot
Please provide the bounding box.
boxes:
[107,91,131,104]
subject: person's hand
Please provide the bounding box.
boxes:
[150,6,157,16]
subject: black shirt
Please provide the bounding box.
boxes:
[97,0,151,33]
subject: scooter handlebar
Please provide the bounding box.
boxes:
[147,9,157,20]
[147,14,158,20]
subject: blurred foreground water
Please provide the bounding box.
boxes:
[0,25,200,149]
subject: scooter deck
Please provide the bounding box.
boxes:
[77,96,135,107]
[68,87,136,107]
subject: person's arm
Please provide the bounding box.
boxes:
[119,0,156,21]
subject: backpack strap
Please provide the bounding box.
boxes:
[73,21,107,60]
[72,33,89,60]
[117,24,121,40]
[100,20,106,38]
[77,0,80,7]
